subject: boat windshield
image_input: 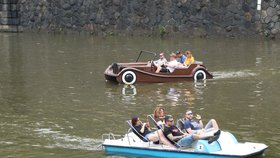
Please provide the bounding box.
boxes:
[136,50,157,62]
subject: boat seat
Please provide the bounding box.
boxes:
[147,114,182,148]
[126,120,160,144]
[176,119,188,134]
[147,114,163,130]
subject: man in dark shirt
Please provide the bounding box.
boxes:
[163,115,195,147]
[163,115,221,147]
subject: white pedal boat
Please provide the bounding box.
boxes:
[102,131,267,158]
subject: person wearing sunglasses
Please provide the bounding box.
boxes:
[184,109,219,134]
[156,53,183,73]
[153,52,167,67]
[163,115,220,147]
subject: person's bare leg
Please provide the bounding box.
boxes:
[192,132,212,140]
[155,65,161,73]
[211,119,219,131]
[148,130,174,147]
[158,131,174,146]
[204,119,219,131]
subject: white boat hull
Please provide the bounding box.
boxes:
[102,131,267,158]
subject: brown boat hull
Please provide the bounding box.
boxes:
[104,62,213,84]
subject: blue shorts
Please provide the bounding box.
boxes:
[177,134,194,147]
[144,132,155,140]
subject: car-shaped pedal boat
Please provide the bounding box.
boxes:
[102,130,268,158]
[104,50,213,85]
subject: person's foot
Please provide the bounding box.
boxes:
[208,130,221,144]
[214,130,221,136]
[208,135,219,144]
[174,144,181,148]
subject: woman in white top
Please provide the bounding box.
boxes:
[156,53,182,73]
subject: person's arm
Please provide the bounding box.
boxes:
[182,56,186,63]
[168,61,179,68]
[191,56,195,63]
[196,114,203,129]
[198,120,203,129]
[167,133,184,142]
[186,127,193,134]
[140,124,146,133]
[187,127,205,134]
[184,121,194,134]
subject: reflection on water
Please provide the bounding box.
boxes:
[105,82,205,108]
[255,57,262,66]
[0,33,280,158]
[121,85,137,105]
[166,87,180,103]
[122,85,137,96]
[194,80,207,88]
[164,81,207,107]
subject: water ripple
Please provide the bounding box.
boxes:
[34,128,103,151]
[0,141,14,145]
[213,70,257,79]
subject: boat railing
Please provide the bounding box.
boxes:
[126,121,156,147]
[176,118,188,134]
[147,114,183,148]
[126,128,152,146]
[102,132,123,141]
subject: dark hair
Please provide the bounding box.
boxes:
[131,116,139,126]
[176,51,181,54]
[164,115,173,123]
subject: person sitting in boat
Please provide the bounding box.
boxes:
[184,51,195,66]
[163,115,221,147]
[153,52,167,67]
[155,53,183,73]
[153,106,165,128]
[131,116,173,145]
[183,109,219,134]
[176,51,186,64]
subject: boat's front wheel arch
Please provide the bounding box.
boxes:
[194,69,207,81]
[122,71,136,85]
